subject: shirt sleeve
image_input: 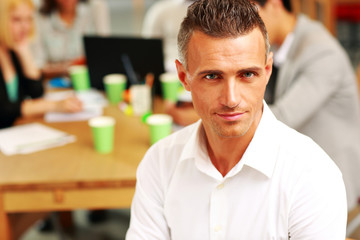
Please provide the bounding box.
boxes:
[0,99,22,128]
[126,148,171,240]
[288,152,347,239]
[22,74,44,99]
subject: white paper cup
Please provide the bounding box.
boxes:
[130,84,151,116]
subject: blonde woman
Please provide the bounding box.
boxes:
[0,0,82,129]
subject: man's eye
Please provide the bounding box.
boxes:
[205,74,218,80]
[243,72,254,78]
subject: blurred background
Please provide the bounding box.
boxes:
[8,0,360,239]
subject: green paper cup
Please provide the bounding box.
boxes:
[89,116,115,153]
[146,114,173,145]
[69,65,90,92]
[104,74,127,104]
[160,72,181,102]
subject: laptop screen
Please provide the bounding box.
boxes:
[83,35,165,96]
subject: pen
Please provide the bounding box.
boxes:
[121,54,139,85]
[145,73,154,88]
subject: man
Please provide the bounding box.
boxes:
[126,0,347,239]
[254,0,360,211]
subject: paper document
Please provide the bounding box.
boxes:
[44,89,107,122]
[0,123,76,156]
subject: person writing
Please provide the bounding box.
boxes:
[0,0,82,129]
[126,0,347,239]
[253,0,360,211]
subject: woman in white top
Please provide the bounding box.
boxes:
[35,0,97,78]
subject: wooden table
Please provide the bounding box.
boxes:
[0,104,152,239]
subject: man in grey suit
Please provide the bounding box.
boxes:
[254,0,360,211]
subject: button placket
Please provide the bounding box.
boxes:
[210,181,227,240]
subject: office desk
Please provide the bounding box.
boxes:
[0,104,152,240]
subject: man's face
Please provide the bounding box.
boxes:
[176,29,273,141]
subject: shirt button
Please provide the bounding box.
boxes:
[214,225,222,232]
[217,183,224,190]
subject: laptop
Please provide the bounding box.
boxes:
[83,35,165,96]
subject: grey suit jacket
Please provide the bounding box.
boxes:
[270,14,360,210]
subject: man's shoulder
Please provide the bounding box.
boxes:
[276,120,341,175]
[294,15,343,57]
[149,121,201,153]
[138,121,201,183]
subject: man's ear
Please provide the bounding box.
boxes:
[265,51,274,85]
[175,59,191,91]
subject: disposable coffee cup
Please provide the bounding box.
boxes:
[89,116,115,153]
[160,72,180,102]
[130,84,151,116]
[69,65,90,92]
[103,74,127,104]
[146,114,172,145]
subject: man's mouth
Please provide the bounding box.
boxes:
[216,112,244,121]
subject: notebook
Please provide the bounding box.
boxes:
[83,35,165,96]
[0,123,75,155]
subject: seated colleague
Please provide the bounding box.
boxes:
[142,0,195,73]
[0,0,82,129]
[254,0,360,211]
[0,0,81,238]
[126,0,347,239]
[34,0,96,78]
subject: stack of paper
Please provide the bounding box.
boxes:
[0,123,76,155]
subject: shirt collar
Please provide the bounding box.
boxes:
[179,120,208,163]
[273,32,294,67]
[179,102,280,179]
[241,102,279,178]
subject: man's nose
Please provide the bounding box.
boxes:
[220,78,240,108]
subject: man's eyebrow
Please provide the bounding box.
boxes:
[197,67,263,77]
[237,66,263,74]
[197,70,224,77]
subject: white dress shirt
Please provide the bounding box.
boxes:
[273,32,294,68]
[126,103,347,240]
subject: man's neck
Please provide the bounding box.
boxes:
[275,13,297,46]
[206,137,249,177]
[204,117,260,177]
[59,8,76,26]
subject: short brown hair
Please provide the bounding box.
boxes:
[40,0,88,15]
[0,0,35,48]
[178,0,270,68]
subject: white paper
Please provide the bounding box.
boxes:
[0,123,76,156]
[44,89,107,122]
